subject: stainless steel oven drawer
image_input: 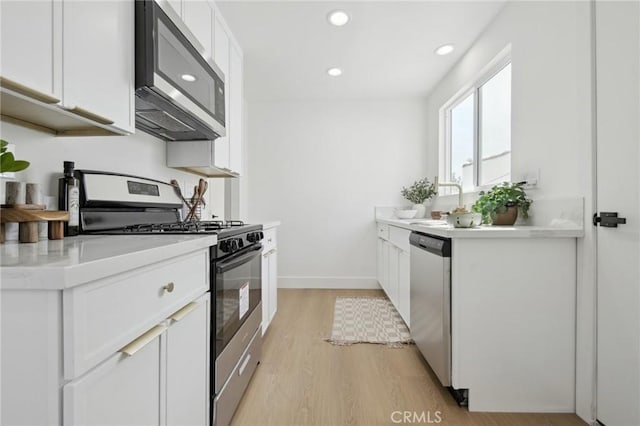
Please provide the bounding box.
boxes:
[215,302,262,393]
[213,326,262,426]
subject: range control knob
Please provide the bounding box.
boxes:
[230,239,239,251]
[219,241,230,253]
[247,233,256,243]
[259,232,264,240]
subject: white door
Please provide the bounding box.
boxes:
[595,2,640,425]
[165,295,210,426]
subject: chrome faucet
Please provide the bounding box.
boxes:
[434,176,464,209]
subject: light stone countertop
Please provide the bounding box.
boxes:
[377,217,584,239]
[0,234,217,290]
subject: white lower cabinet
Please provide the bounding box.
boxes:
[63,293,210,426]
[261,227,278,334]
[63,294,210,426]
[165,296,210,426]
[376,222,411,326]
[63,335,162,426]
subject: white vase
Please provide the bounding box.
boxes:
[412,203,426,218]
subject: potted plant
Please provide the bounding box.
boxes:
[0,140,30,173]
[472,181,532,225]
[401,178,436,218]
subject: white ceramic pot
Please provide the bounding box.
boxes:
[412,203,426,218]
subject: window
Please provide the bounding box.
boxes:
[443,61,512,191]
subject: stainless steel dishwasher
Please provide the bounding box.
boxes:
[410,231,452,387]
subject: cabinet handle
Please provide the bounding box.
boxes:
[119,324,167,357]
[64,105,115,125]
[238,353,251,376]
[169,302,197,322]
[162,282,175,293]
[0,76,60,104]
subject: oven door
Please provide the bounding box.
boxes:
[214,244,262,359]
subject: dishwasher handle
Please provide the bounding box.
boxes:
[409,232,451,257]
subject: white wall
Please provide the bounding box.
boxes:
[0,121,225,220]
[245,99,429,289]
[423,1,595,422]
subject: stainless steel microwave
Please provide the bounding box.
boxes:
[135,0,225,141]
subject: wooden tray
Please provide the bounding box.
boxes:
[0,207,69,243]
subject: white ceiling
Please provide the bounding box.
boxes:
[217,1,507,101]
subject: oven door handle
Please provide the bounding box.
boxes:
[216,245,262,274]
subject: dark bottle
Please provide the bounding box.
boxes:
[58,161,80,236]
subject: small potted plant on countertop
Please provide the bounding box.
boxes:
[0,140,30,174]
[401,178,437,218]
[472,181,532,225]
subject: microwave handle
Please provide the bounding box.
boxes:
[216,245,262,274]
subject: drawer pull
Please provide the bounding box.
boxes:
[169,302,197,322]
[64,105,115,125]
[119,324,167,357]
[163,282,175,293]
[0,76,60,104]
[238,353,251,376]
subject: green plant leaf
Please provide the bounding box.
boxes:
[3,160,30,172]
[0,140,7,154]
[0,151,15,172]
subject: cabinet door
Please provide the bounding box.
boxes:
[388,244,399,308]
[183,0,212,59]
[213,15,230,169]
[62,0,134,133]
[268,250,278,322]
[261,252,270,335]
[63,332,162,426]
[381,240,390,294]
[0,0,61,100]
[228,43,243,175]
[377,238,384,286]
[397,250,410,326]
[166,294,210,426]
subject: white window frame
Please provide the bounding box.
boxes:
[439,46,512,194]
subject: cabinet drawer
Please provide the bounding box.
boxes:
[262,228,277,253]
[63,250,209,380]
[389,226,411,253]
[377,223,389,240]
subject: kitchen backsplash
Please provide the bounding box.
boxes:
[0,121,226,235]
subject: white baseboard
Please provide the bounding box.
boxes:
[278,276,380,289]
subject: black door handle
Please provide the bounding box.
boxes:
[593,212,627,227]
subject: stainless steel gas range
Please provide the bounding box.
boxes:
[76,169,262,426]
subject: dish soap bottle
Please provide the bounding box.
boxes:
[58,161,79,236]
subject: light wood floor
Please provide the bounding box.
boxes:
[231,289,586,426]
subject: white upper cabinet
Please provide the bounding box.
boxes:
[213,13,231,171]
[62,0,134,133]
[183,0,213,59]
[0,0,61,101]
[0,0,134,135]
[229,43,243,175]
[166,3,244,177]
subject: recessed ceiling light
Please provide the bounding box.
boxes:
[328,10,350,26]
[327,67,343,77]
[435,44,455,56]
[181,74,197,82]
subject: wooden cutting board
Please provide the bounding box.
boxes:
[0,207,69,243]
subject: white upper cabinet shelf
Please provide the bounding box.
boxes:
[166,0,244,177]
[0,0,134,136]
